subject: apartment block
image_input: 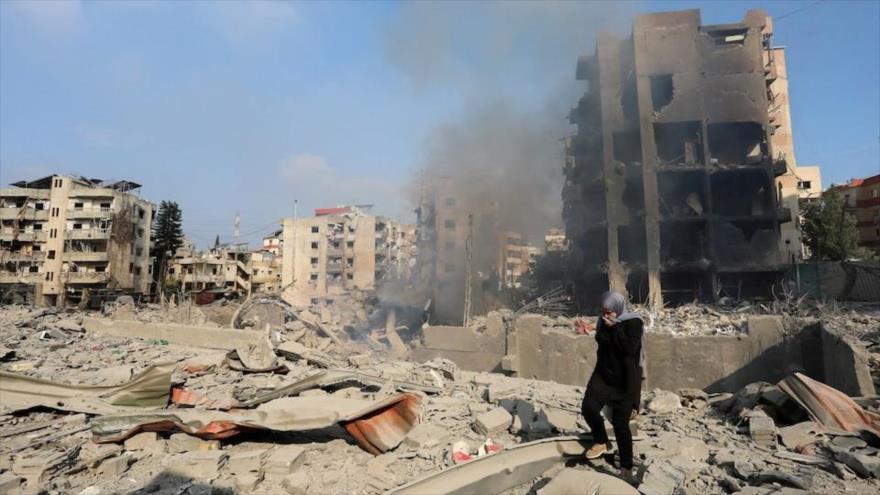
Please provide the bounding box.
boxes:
[830,175,880,253]
[497,231,539,289]
[565,9,790,309]
[281,206,412,301]
[0,175,153,305]
[168,246,252,295]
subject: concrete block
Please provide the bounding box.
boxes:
[748,414,777,447]
[168,433,220,453]
[403,423,451,449]
[474,407,513,436]
[124,432,164,453]
[282,472,310,495]
[96,455,131,476]
[233,472,262,491]
[544,409,578,433]
[639,459,687,495]
[778,422,819,449]
[167,451,228,479]
[488,383,518,403]
[501,354,519,372]
[227,449,269,475]
[0,473,23,495]
[348,354,372,366]
[264,445,306,476]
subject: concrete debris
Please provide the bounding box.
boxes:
[264,445,306,476]
[748,412,778,447]
[536,467,638,495]
[1,302,879,494]
[646,389,682,413]
[404,423,451,449]
[777,421,821,450]
[474,407,513,436]
[166,450,228,479]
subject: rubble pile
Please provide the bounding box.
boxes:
[1,305,880,495]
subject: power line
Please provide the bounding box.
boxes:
[775,0,826,22]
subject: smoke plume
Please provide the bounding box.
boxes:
[384,1,635,266]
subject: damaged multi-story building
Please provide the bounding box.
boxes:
[564,9,797,309]
[281,205,415,303]
[0,175,153,305]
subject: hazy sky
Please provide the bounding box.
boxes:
[1,0,878,247]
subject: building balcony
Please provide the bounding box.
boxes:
[65,229,110,240]
[64,271,111,283]
[182,274,221,284]
[64,251,108,262]
[0,272,42,284]
[67,208,114,220]
[69,189,116,199]
[0,252,44,263]
[0,231,47,242]
[0,207,49,221]
[0,188,50,199]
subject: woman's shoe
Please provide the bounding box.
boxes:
[585,442,612,459]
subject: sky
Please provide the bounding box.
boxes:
[1,0,878,247]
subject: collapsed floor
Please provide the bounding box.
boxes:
[0,299,879,495]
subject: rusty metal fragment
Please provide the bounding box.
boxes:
[92,392,422,454]
[777,372,880,438]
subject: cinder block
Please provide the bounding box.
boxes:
[264,445,306,476]
[474,407,513,436]
[167,451,228,479]
[403,423,450,449]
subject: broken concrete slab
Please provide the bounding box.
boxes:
[404,423,451,449]
[82,317,264,350]
[227,449,269,475]
[535,467,638,495]
[282,472,310,495]
[544,409,578,433]
[646,389,682,413]
[167,433,220,453]
[777,421,820,450]
[389,436,590,495]
[166,450,228,479]
[264,445,306,476]
[0,362,174,415]
[96,454,131,476]
[123,432,164,454]
[639,459,687,495]
[0,473,23,495]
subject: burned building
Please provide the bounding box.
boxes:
[565,9,791,309]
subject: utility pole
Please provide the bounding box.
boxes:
[463,213,473,327]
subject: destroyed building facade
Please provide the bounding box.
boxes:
[281,206,415,300]
[0,175,154,305]
[167,244,280,296]
[564,9,792,309]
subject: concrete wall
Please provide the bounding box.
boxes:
[411,313,876,396]
[83,317,263,351]
[410,313,506,372]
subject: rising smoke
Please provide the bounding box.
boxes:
[384,1,636,249]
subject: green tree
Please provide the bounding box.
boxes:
[801,189,868,260]
[213,234,220,249]
[152,201,184,289]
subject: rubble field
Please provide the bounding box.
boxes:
[1,300,879,495]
